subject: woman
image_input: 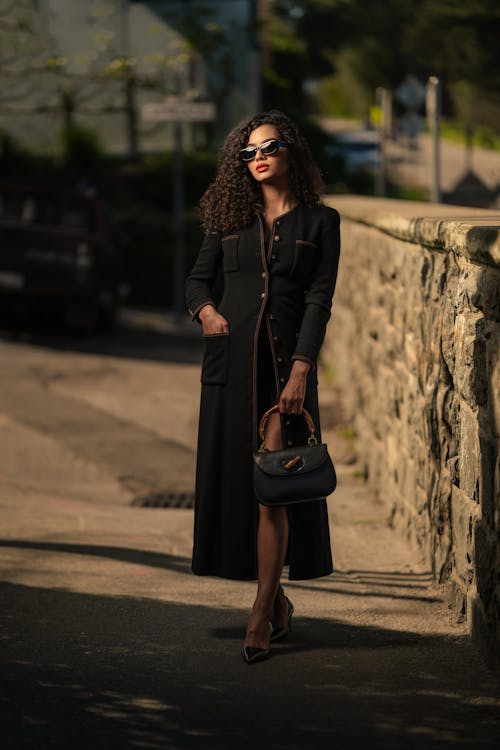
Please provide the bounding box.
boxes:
[184,109,340,663]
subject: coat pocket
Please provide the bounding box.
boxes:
[221,234,239,272]
[201,332,230,385]
[290,239,318,280]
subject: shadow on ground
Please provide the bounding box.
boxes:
[0,539,441,605]
[2,577,499,750]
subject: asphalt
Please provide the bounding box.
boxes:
[0,310,499,749]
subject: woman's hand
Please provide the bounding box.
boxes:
[199,304,229,335]
[279,360,311,414]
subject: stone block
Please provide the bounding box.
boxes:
[486,327,500,437]
[401,456,417,511]
[474,520,496,602]
[494,458,500,530]
[454,312,488,408]
[470,265,500,323]
[441,304,457,377]
[459,408,481,502]
[448,577,467,623]
[450,485,475,585]
[439,384,460,457]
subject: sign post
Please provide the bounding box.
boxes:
[141,97,216,315]
[426,76,441,203]
[375,87,392,197]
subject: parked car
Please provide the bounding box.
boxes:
[325,129,381,174]
[0,185,122,331]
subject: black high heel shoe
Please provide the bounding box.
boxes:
[242,622,272,664]
[241,644,271,664]
[270,596,294,642]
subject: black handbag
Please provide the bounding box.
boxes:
[253,404,337,506]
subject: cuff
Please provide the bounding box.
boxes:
[291,354,316,371]
[188,301,215,323]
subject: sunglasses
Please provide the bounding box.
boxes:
[239,139,288,162]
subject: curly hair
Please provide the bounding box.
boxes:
[199,109,325,234]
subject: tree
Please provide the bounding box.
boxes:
[260,0,500,129]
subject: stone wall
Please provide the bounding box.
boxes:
[323,196,500,665]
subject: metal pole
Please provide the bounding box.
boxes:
[120,0,138,157]
[426,76,441,203]
[172,121,185,316]
[375,87,388,197]
[250,0,262,112]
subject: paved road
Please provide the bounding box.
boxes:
[385,132,500,194]
[318,116,500,196]
[1,311,499,749]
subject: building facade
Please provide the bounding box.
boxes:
[0,0,259,155]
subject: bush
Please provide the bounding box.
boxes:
[60,124,104,172]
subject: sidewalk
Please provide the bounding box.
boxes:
[0,327,499,749]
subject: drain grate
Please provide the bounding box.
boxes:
[132,490,195,508]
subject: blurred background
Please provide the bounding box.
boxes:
[1,0,499,325]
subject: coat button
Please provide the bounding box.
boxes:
[273,335,279,342]
[280,376,285,383]
[285,420,290,426]
[261,292,265,298]
[274,235,280,242]
[287,440,293,446]
[269,313,274,320]
[271,254,278,261]
[261,271,266,278]
[277,356,283,363]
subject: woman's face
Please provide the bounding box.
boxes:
[244,124,290,185]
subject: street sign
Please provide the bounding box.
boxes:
[141,97,216,123]
[399,111,425,139]
[395,75,426,110]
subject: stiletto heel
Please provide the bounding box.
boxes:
[242,621,272,664]
[270,596,294,642]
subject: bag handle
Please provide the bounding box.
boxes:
[258,404,318,452]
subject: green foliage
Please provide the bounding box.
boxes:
[262,0,500,132]
[316,49,373,119]
[0,130,27,159]
[60,124,104,172]
[440,119,500,151]
[448,80,500,134]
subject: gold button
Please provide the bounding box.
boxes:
[273,335,279,342]
[274,235,280,242]
[277,356,283,363]
[261,271,266,278]
[285,420,290,426]
[280,377,285,383]
[269,313,274,320]
[287,440,293,446]
[261,292,265,298]
[271,254,277,261]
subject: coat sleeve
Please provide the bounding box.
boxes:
[292,209,341,365]
[184,232,223,322]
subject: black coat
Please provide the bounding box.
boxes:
[185,202,341,580]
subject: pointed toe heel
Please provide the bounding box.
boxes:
[270,597,294,643]
[241,645,271,664]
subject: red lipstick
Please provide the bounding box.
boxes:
[256,164,269,172]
